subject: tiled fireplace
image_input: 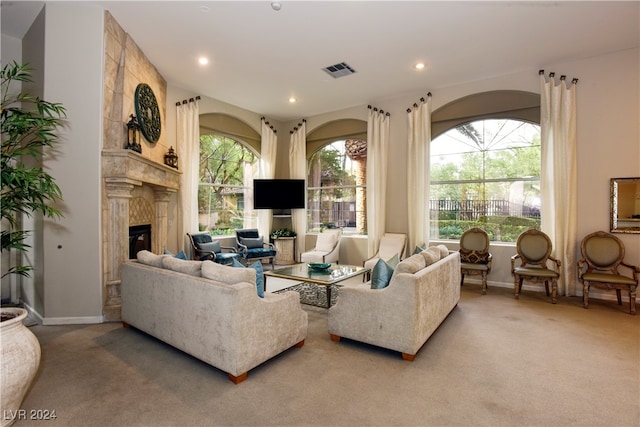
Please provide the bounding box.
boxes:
[101,149,180,321]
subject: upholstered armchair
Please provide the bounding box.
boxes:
[459,227,492,295]
[363,233,407,280]
[511,229,561,303]
[577,231,638,315]
[235,229,277,268]
[300,229,342,264]
[187,232,240,265]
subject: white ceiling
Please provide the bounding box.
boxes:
[2,1,639,121]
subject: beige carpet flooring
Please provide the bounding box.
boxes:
[13,284,640,427]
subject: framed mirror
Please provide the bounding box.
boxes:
[610,177,640,234]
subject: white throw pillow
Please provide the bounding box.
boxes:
[421,246,441,266]
[161,256,202,276]
[393,254,426,275]
[316,232,337,252]
[136,250,166,268]
[437,244,450,259]
[201,260,256,285]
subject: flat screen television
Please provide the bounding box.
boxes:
[253,179,306,210]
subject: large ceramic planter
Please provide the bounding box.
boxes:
[1,308,41,427]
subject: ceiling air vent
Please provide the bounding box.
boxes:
[322,62,356,79]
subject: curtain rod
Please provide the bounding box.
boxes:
[539,70,579,84]
[406,92,432,113]
[175,95,201,106]
[261,116,277,134]
[290,119,306,134]
[367,104,390,117]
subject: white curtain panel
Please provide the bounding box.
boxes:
[407,96,432,254]
[366,107,390,258]
[177,100,200,254]
[289,121,307,260]
[540,73,578,296]
[258,119,278,236]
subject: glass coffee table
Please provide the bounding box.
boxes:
[264,263,369,308]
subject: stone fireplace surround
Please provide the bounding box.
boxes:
[102,149,180,321]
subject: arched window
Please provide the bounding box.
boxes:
[430,119,541,242]
[307,139,367,234]
[198,134,258,234]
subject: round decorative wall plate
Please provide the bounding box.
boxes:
[134,83,161,143]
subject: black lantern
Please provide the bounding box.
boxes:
[126,114,142,153]
[164,146,178,169]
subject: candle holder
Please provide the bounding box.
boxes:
[126,114,142,153]
[164,146,178,169]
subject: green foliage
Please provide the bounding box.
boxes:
[432,217,539,243]
[270,228,297,239]
[1,62,66,278]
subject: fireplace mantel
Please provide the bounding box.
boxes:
[102,149,180,189]
[101,149,181,321]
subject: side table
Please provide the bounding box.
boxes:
[273,237,296,265]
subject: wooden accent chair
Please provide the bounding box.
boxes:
[511,229,561,303]
[187,232,240,265]
[459,227,492,295]
[235,228,277,268]
[577,231,638,315]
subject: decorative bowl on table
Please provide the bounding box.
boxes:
[307,263,331,271]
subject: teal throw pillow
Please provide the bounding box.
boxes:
[413,243,427,255]
[231,258,264,298]
[386,253,400,268]
[163,248,187,260]
[241,237,264,249]
[199,241,221,254]
[370,257,395,289]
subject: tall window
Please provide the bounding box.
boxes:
[307,139,367,234]
[430,119,541,242]
[199,134,258,234]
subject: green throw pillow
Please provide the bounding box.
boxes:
[232,259,264,298]
[370,257,395,289]
[413,243,427,255]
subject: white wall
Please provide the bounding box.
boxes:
[39,3,104,322]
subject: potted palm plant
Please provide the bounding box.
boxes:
[1,61,66,426]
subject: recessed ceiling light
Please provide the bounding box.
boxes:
[289,97,297,103]
[200,6,210,13]
[271,2,282,11]
[415,62,426,70]
[198,57,209,65]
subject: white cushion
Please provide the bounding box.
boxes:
[315,232,337,252]
[161,256,202,276]
[136,250,166,268]
[201,260,256,285]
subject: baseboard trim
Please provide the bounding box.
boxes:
[465,279,636,303]
[42,316,105,325]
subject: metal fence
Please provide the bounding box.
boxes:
[429,199,540,220]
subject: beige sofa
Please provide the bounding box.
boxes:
[121,253,308,384]
[328,248,461,360]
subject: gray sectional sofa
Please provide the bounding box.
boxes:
[121,251,308,384]
[328,248,461,360]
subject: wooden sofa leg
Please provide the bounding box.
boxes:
[329,334,341,342]
[228,372,248,384]
[122,321,130,328]
[402,353,416,361]
[295,339,305,348]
